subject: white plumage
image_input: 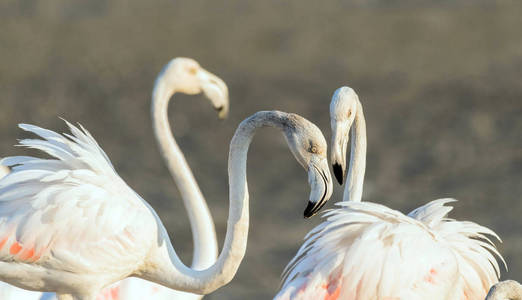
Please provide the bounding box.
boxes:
[0,109,333,299]
[0,163,46,300]
[278,199,503,299]
[0,122,154,288]
[276,87,504,300]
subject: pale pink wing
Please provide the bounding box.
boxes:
[277,200,503,300]
[0,122,153,278]
[408,198,504,299]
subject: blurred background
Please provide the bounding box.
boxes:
[0,0,521,298]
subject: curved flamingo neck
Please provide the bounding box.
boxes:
[342,99,367,203]
[151,78,218,270]
[142,111,287,294]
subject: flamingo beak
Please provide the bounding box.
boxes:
[331,122,349,185]
[198,69,229,119]
[304,157,333,218]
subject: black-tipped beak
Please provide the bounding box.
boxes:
[305,159,333,218]
[333,163,344,185]
[303,199,327,218]
[215,105,224,117]
[199,68,229,119]
[215,104,228,119]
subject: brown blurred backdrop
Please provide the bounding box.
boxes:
[0,1,521,299]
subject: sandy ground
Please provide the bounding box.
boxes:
[0,1,521,299]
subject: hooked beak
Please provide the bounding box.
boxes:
[197,69,229,119]
[330,121,349,185]
[304,157,333,218]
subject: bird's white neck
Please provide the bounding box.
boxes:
[342,100,367,203]
[151,79,218,269]
[141,111,287,294]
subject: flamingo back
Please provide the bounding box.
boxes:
[276,199,503,300]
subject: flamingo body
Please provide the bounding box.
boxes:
[277,199,502,300]
[0,123,157,296]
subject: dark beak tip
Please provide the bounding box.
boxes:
[216,105,228,120]
[303,201,316,218]
[303,199,328,218]
[332,163,344,185]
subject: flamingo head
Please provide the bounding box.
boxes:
[330,86,358,185]
[281,113,333,218]
[155,57,229,119]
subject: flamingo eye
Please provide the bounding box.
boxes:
[310,146,318,153]
[188,67,198,75]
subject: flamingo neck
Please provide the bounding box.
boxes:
[151,79,218,269]
[141,111,286,294]
[342,100,367,202]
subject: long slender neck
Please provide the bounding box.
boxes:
[141,111,286,294]
[151,79,218,269]
[342,100,367,202]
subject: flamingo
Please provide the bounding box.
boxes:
[0,105,333,299]
[0,58,228,300]
[276,86,504,299]
[486,280,522,299]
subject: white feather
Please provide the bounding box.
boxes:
[277,200,504,300]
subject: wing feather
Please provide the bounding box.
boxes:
[276,200,504,300]
[0,122,152,276]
